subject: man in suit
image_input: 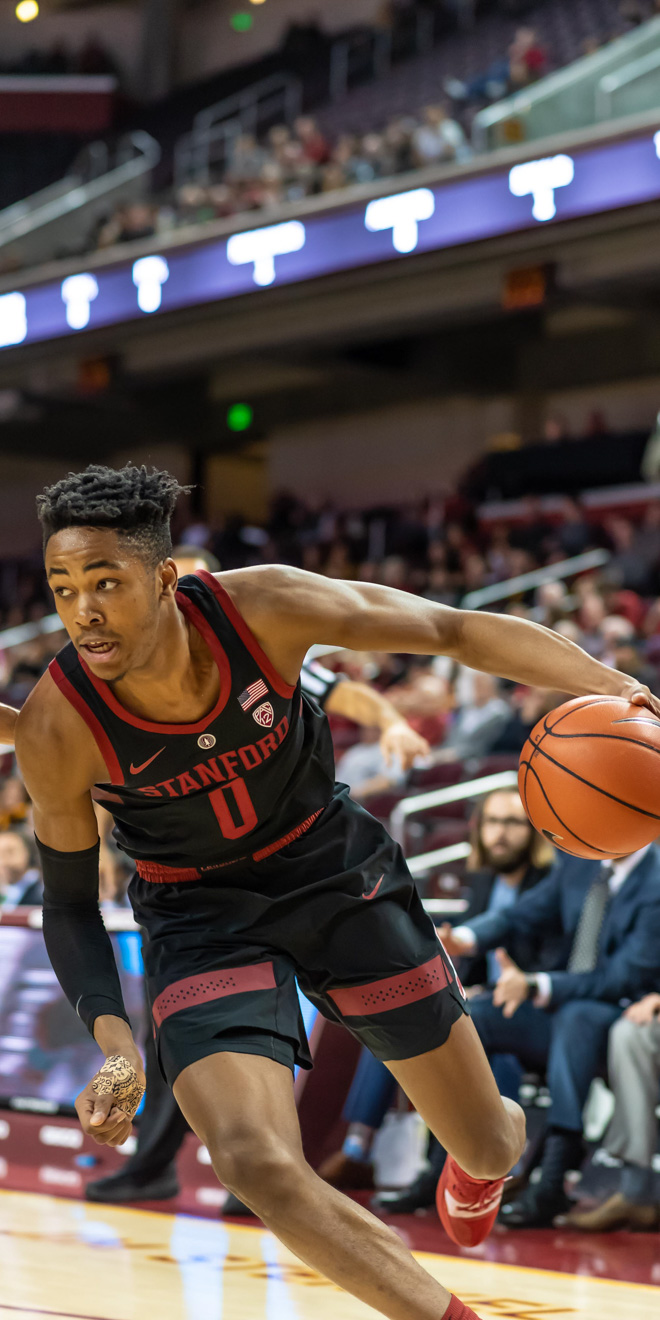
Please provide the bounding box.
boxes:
[339,787,555,1211]
[559,988,660,1232]
[441,844,660,1227]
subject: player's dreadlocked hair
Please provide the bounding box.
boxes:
[37,464,190,568]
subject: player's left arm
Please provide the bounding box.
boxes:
[325,681,430,769]
[225,567,660,716]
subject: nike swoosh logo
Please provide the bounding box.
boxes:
[362,875,384,901]
[130,747,166,776]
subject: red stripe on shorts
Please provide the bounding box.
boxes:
[136,810,324,882]
[152,963,277,1027]
[328,952,452,1017]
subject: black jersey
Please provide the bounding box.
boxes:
[49,571,336,879]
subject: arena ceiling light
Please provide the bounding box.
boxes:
[16,1,40,21]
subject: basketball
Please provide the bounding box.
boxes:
[519,695,660,860]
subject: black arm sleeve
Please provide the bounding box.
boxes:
[36,836,130,1037]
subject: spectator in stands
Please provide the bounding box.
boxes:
[444,25,548,104]
[336,725,408,802]
[411,104,471,166]
[0,776,30,832]
[324,787,555,1204]
[76,34,118,79]
[559,990,660,1231]
[226,134,268,186]
[433,671,511,762]
[612,638,659,695]
[97,203,157,250]
[0,830,42,909]
[606,516,657,594]
[386,658,451,747]
[294,116,331,165]
[490,686,557,754]
[441,842,660,1226]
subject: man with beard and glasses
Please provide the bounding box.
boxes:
[327,789,556,1207]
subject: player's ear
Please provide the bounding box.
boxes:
[159,557,178,598]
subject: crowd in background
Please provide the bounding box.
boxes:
[85,0,660,251]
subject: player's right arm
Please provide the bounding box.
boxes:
[16,676,145,1146]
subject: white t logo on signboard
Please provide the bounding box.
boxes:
[365,188,435,253]
[509,154,575,222]
[61,274,99,329]
[227,221,306,286]
[133,256,169,312]
[0,292,27,348]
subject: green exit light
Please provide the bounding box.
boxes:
[230,12,253,31]
[227,403,253,432]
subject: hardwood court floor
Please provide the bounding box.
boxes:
[0,1189,658,1320]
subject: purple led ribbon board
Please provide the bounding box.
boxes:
[1,130,659,352]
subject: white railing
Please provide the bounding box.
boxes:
[462,548,610,610]
[0,131,160,270]
[472,16,660,153]
[389,769,518,848]
[174,74,303,188]
[596,46,660,121]
[408,842,470,878]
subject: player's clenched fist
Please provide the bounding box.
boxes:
[75,1054,146,1147]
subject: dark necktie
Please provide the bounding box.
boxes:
[567,864,615,973]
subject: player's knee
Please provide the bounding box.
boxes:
[461,1098,526,1181]
[208,1130,306,1214]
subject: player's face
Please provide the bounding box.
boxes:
[479,790,533,874]
[45,527,174,681]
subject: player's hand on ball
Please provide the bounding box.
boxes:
[492,950,529,1019]
[618,678,660,722]
[76,1054,146,1147]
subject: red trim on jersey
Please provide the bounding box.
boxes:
[77,593,231,735]
[327,952,452,1017]
[197,570,295,699]
[152,963,277,1027]
[48,659,123,785]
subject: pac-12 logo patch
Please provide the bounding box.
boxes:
[198,733,216,750]
[253,701,274,728]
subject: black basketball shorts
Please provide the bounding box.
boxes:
[129,786,469,1087]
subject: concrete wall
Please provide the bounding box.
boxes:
[543,375,660,438]
[0,0,386,95]
[0,445,191,557]
[0,4,142,94]
[267,394,515,509]
[178,0,388,86]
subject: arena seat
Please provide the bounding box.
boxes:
[408,763,465,790]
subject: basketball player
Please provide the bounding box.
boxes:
[16,466,660,1320]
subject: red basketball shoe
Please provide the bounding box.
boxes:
[436,1156,505,1247]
